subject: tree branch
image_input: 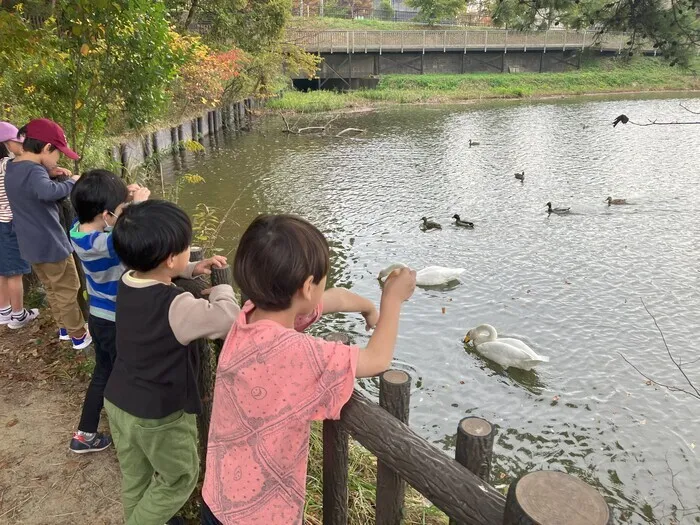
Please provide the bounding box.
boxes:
[679,102,700,115]
[619,299,700,400]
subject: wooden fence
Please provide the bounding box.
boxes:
[286,29,653,55]
[187,256,613,524]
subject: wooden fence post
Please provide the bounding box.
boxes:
[376,370,411,525]
[503,471,612,525]
[456,417,495,482]
[449,417,495,525]
[323,332,351,525]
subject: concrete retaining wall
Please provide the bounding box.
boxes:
[113,99,254,171]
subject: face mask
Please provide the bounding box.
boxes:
[104,211,118,232]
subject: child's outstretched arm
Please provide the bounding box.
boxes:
[322,288,378,330]
[355,268,416,378]
[32,166,78,202]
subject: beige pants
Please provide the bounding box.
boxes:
[33,256,85,337]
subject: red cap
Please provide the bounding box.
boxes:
[24,118,80,160]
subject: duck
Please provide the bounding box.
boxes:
[420,217,442,230]
[605,196,627,205]
[469,139,480,147]
[379,263,466,286]
[514,171,525,181]
[452,214,474,228]
[464,324,549,371]
[546,202,570,215]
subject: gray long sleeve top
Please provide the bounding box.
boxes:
[4,160,75,264]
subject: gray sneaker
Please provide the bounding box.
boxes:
[8,308,39,329]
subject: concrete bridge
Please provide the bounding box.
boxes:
[286,29,656,89]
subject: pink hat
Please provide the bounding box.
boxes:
[0,122,24,144]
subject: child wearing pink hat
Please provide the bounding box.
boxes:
[0,121,38,329]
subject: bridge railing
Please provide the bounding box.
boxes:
[286,29,640,54]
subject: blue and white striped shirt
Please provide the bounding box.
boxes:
[69,222,125,322]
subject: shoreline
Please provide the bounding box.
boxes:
[267,87,700,114]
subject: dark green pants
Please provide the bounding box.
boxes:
[105,400,199,525]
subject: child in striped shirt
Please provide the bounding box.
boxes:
[68,169,150,453]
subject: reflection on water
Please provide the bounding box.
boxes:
[172,95,700,523]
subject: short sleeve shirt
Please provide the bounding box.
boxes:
[203,301,359,525]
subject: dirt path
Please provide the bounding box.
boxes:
[0,319,121,525]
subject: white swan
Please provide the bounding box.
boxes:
[464,324,549,371]
[378,263,466,286]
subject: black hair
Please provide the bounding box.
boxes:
[0,142,8,159]
[233,214,330,311]
[17,125,56,155]
[112,200,192,272]
[70,169,129,224]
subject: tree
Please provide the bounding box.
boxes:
[0,1,193,164]
[406,0,466,23]
[378,0,395,20]
[165,0,320,98]
[488,0,700,67]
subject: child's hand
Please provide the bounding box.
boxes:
[126,184,150,202]
[362,306,379,331]
[132,187,150,202]
[382,267,416,303]
[193,255,228,277]
[48,166,73,178]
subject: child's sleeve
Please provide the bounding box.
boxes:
[168,285,241,345]
[297,335,360,421]
[178,261,199,279]
[30,166,74,202]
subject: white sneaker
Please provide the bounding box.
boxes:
[71,330,93,351]
[58,327,71,341]
[8,309,40,329]
[0,310,11,325]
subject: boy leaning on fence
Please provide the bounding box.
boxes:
[104,199,240,525]
[3,118,91,349]
[67,169,150,454]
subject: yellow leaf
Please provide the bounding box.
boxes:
[80,43,89,56]
[75,100,84,110]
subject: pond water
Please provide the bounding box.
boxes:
[169,95,700,523]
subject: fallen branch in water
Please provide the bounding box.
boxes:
[280,113,364,137]
[619,298,700,400]
[336,128,366,137]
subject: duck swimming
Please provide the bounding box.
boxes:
[514,171,525,181]
[464,324,549,371]
[379,263,465,286]
[546,202,570,215]
[605,196,627,205]
[452,214,474,228]
[469,139,480,147]
[420,217,442,230]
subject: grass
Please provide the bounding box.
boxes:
[288,16,428,31]
[304,423,447,525]
[267,57,700,113]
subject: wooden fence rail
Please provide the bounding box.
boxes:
[322,350,612,524]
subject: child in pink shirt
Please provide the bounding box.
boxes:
[202,214,416,525]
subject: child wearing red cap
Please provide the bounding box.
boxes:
[4,118,91,349]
